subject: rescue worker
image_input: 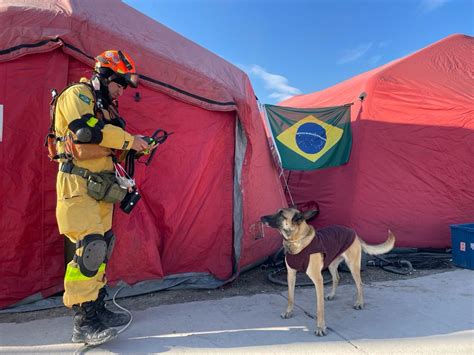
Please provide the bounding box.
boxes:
[51,50,149,345]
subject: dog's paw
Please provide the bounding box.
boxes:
[280,311,293,319]
[314,326,328,336]
[325,294,335,301]
[353,303,364,310]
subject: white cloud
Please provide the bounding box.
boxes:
[267,91,295,102]
[419,0,450,12]
[368,54,382,65]
[338,43,373,64]
[248,64,302,102]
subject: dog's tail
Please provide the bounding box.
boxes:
[359,230,395,255]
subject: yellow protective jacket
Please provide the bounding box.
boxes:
[54,81,134,201]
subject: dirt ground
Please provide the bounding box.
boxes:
[0,256,456,324]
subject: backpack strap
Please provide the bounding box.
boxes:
[45,81,100,161]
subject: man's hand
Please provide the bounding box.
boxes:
[131,135,149,152]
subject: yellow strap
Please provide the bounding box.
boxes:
[65,263,106,282]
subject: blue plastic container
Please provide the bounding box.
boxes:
[450,223,474,270]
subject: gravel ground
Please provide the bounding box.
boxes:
[0,255,456,324]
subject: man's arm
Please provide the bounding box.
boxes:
[58,84,138,151]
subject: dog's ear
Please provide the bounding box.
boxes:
[303,209,318,221]
[292,212,305,224]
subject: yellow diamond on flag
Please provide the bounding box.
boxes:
[276,115,344,162]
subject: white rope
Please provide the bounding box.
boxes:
[258,103,296,208]
[112,286,133,335]
[114,163,135,189]
[280,169,295,207]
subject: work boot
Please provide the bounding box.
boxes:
[71,301,118,345]
[96,287,130,328]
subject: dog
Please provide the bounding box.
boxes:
[261,208,395,336]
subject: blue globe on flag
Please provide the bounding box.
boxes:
[295,122,326,154]
[275,114,345,163]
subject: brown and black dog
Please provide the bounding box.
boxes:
[261,208,395,336]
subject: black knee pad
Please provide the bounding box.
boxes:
[74,234,107,277]
[103,230,116,263]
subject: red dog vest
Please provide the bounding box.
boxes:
[286,225,356,272]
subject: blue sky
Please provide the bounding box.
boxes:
[124,0,473,104]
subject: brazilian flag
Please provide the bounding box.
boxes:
[264,104,352,170]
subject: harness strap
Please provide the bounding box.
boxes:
[60,161,92,179]
[75,238,93,249]
[48,81,104,162]
[52,153,71,161]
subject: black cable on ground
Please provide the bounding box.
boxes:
[265,248,453,284]
[368,255,414,275]
[367,248,452,275]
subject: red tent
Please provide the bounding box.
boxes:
[280,34,474,248]
[0,0,285,309]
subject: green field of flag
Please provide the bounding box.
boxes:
[264,104,352,170]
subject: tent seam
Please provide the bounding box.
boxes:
[0,38,237,107]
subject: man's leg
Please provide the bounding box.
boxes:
[57,195,117,345]
[94,228,130,328]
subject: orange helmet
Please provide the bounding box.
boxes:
[95,50,139,88]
